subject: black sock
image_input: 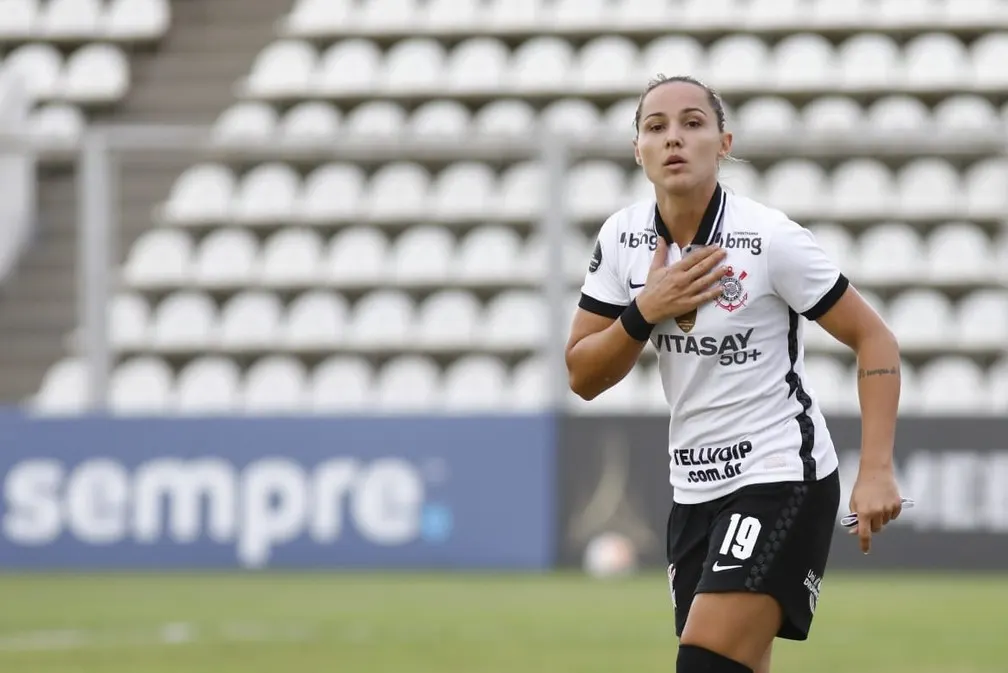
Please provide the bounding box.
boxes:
[677,644,754,673]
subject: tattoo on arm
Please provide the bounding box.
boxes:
[857,366,900,381]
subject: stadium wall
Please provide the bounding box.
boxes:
[0,413,1005,571]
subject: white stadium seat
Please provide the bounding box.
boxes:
[707,35,770,89]
[425,0,481,30]
[5,44,63,99]
[551,0,608,28]
[831,160,895,217]
[63,44,130,102]
[925,223,993,283]
[497,161,545,218]
[310,356,373,412]
[933,95,998,133]
[897,159,960,217]
[285,0,351,34]
[162,164,236,224]
[948,0,1006,23]
[856,223,924,284]
[122,229,193,287]
[919,357,991,415]
[510,37,574,91]
[0,0,37,39]
[773,34,836,89]
[151,291,217,350]
[802,356,850,414]
[991,358,1008,413]
[105,0,171,40]
[486,0,542,29]
[566,160,626,221]
[964,159,1008,216]
[473,99,536,136]
[867,96,932,134]
[212,103,278,144]
[232,163,300,224]
[510,356,549,410]
[218,291,283,349]
[956,290,1008,349]
[447,38,509,92]
[42,0,101,38]
[242,356,308,413]
[802,97,864,133]
[602,98,638,136]
[366,162,431,220]
[762,160,828,215]
[971,33,1008,87]
[193,229,258,287]
[357,0,417,30]
[805,224,857,276]
[455,226,523,282]
[109,292,150,349]
[737,97,799,135]
[410,100,471,137]
[639,37,704,83]
[747,0,804,26]
[348,290,415,349]
[108,357,173,415]
[31,104,86,142]
[314,39,381,94]
[878,0,938,23]
[904,33,969,89]
[260,229,323,285]
[325,227,389,283]
[175,357,241,414]
[887,290,953,350]
[375,355,441,411]
[483,291,546,348]
[282,291,348,348]
[298,163,365,222]
[442,356,509,411]
[382,38,447,93]
[540,98,601,138]
[719,162,762,201]
[34,358,88,414]
[431,162,496,219]
[280,102,341,141]
[838,34,901,89]
[577,36,638,91]
[246,41,315,97]
[416,290,481,348]
[392,225,455,284]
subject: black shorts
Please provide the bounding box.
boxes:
[665,469,841,641]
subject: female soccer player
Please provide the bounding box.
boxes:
[566,75,905,673]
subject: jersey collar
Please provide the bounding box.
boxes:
[652,182,727,251]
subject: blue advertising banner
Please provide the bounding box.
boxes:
[0,414,556,571]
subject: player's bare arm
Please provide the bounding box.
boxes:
[565,241,726,400]
[815,286,904,554]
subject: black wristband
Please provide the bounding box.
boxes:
[620,299,655,342]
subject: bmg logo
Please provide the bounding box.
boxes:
[1,456,454,568]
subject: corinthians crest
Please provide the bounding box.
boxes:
[716,267,749,312]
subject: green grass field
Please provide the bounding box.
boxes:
[0,572,1004,673]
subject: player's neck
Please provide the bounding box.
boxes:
[656,179,718,250]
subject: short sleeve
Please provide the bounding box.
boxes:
[768,222,850,321]
[578,216,629,319]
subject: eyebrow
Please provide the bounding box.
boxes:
[643,107,708,121]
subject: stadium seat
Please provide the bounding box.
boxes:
[246,40,315,97]
[803,315,844,354]
[737,97,799,135]
[431,162,496,220]
[540,98,601,138]
[63,44,130,102]
[442,355,509,411]
[233,163,300,224]
[963,159,1008,216]
[382,39,447,94]
[175,357,241,414]
[640,37,704,83]
[281,291,348,348]
[510,37,574,91]
[707,35,770,89]
[802,96,864,133]
[903,34,969,89]
[887,290,953,350]
[219,292,283,349]
[521,230,592,283]
[510,356,549,410]
[956,290,1008,349]
[347,290,415,349]
[242,356,308,413]
[856,223,924,284]
[425,0,481,29]
[763,160,828,216]
[639,364,667,413]
[34,358,88,414]
[878,0,938,23]
[375,355,441,411]
[602,98,638,136]
[357,0,418,30]
[42,0,101,38]
[566,160,626,221]
[310,356,374,412]
[212,103,277,144]
[5,44,63,99]
[325,227,389,283]
[314,39,382,95]
[366,162,431,220]
[122,229,193,287]
[803,355,849,414]
[105,0,171,40]
[162,164,236,225]
[806,223,857,277]
[391,225,455,284]
[919,357,991,414]
[0,0,36,38]
[897,159,960,217]
[109,292,150,349]
[486,0,542,29]
[971,33,1008,87]
[497,161,546,219]
[747,0,804,26]
[260,229,324,285]
[193,229,258,287]
[925,223,992,283]
[682,0,740,25]
[577,36,637,91]
[473,99,536,136]
[774,33,836,89]
[718,162,762,201]
[483,291,545,349]
[151,291,217,350]
[933,95,998,133]
[551,0,608,28]
[446,38,509,93]
[837,34,901,89]
[990,358,1008,413]
[108,356,173,415]
[298,163,366,222]
[455,226,523,283]
[416,290,480,348]
[280,102,341,141]
[831,160,894,217]
[285,0,351,34]
[410,100,471,137]
[867,96,932,134]
[947,0,1005,23]
[31,104,86,142]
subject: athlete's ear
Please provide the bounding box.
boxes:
[633,138,642,166]
[719,131,733,160]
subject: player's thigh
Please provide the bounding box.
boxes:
[665,501,708,637]
[680,592,783,669]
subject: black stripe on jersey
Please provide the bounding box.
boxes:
[802,274,850,322]
[786,309,817,481]
[653,183,726,248]
[578,293,625,319]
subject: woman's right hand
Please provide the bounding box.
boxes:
[635,238,730,324]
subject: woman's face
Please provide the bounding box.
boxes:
[634,81,732,195]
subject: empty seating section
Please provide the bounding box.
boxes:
[0,0,170,142]
[32,0,1008,415]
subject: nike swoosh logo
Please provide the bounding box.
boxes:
[712,562,742,572]
[629,281,645,289]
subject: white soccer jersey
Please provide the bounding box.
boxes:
[579,184,847,504]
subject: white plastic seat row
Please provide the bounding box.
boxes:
[242,33,1008,97]
[108,288,553,351]
[2,42,130,101]
[32,353,573,414]
[284,0,1008,35]
[122,225,593,287]
[0,0,169,40]
[212,94,1008,144]
[33,353,1008,416]
[159,157,1008,226]
[807,222,1008,284]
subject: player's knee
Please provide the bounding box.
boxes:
[677,644,754,673]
